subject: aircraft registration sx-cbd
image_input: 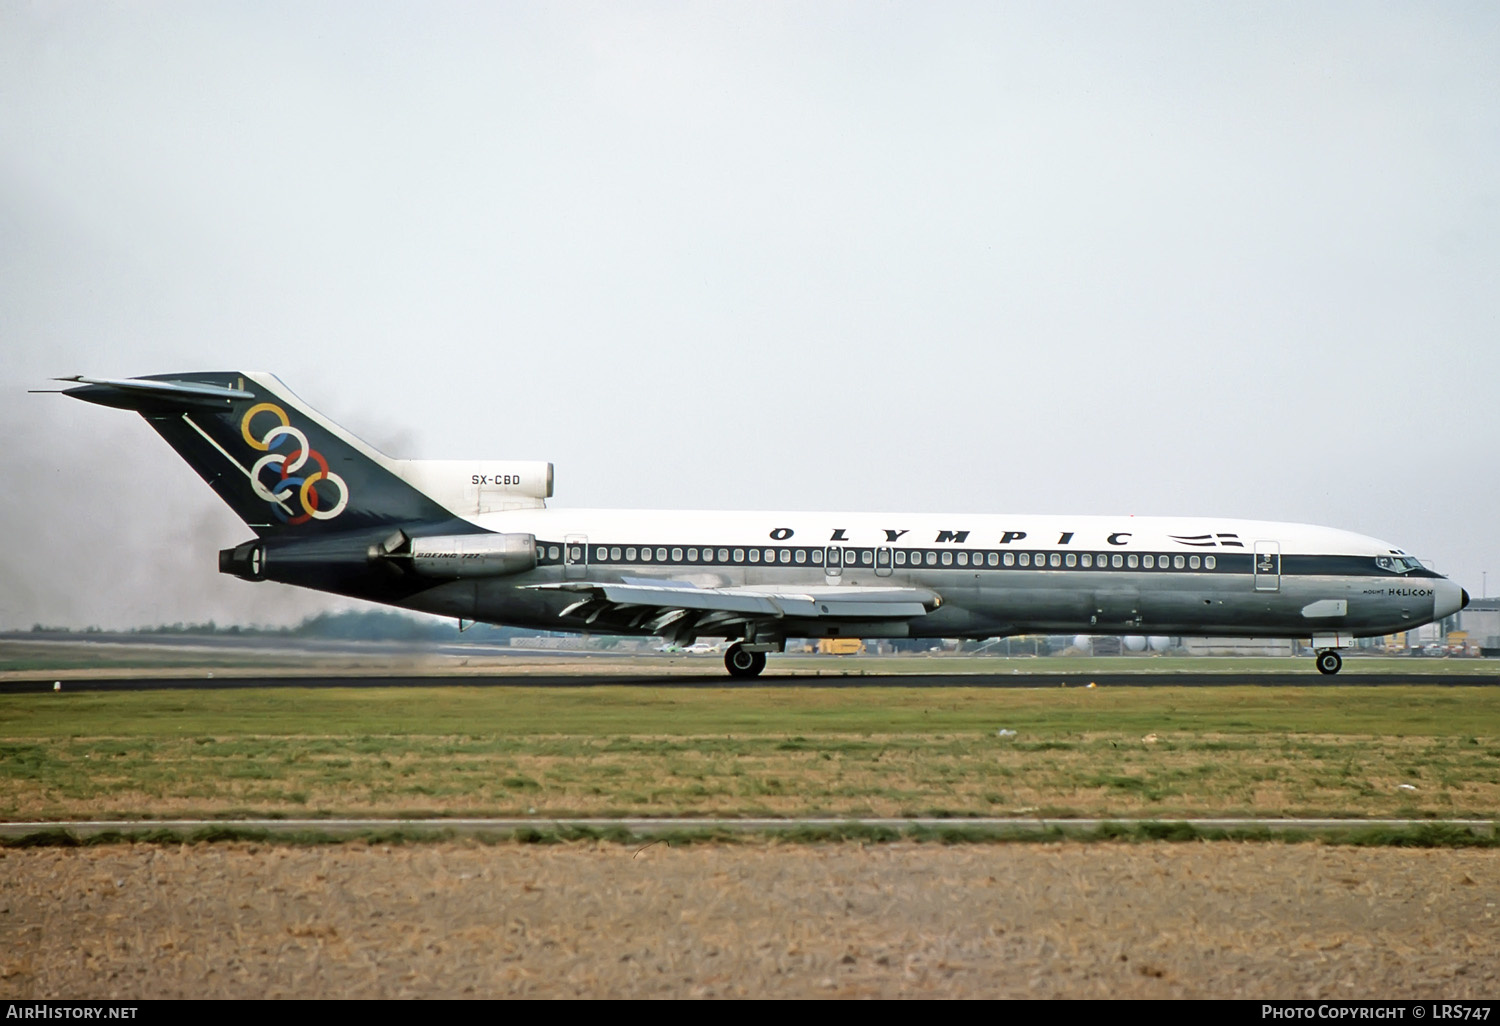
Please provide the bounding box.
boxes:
[55,372,1469,678]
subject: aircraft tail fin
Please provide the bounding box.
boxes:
[58,372,461,536]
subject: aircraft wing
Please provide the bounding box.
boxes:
[522,578,940,639]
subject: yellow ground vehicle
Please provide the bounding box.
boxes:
[817,638,864,655]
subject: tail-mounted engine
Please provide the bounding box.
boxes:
[368,530,537,578]
[220,529,539,584]
[219,540,267,581]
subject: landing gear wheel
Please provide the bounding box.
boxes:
[725,644,766,679]
[1316,650,1343,676]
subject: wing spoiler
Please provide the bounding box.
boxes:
[526,580,940,620]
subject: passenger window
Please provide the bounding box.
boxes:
[1127,555,1138,569]
[1050,553,1061,568]
[796,549,807,564]
[941,551,953,566]
[1205,555,1216,569]
[861,550,873,565]
[1066,553,1077,567]
[596,547,608,561]
[895,551,907,565]
[925,551,938,566]
[1019,553,1030,567]
[779,549,791,563]
[1112,554,1123,568]
[1189,555,1199,569]
[722,549,733,562]
[748,549,760,563]
[1143,555,1154,569]
[672,548,683,561]
[1004,553,1015,567]
[549,546,560,560]
[686,548,698,561]
[811,550,823,565]
[626,547,637,561]
[957,552,968,566]
[610,547,622,561]
[656,548,667,561]
[988,552,998,567]
[1081,554,1092,568]
[1174,555,1184,569]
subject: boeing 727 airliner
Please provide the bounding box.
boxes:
[55,372,1469,677]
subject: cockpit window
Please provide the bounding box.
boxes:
[1376,555,1426,573]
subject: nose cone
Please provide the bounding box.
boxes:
[1434,580,1467,620]
[1463,588,1472,610]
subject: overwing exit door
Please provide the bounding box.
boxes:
[565,534,588,579]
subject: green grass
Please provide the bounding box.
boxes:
[0,685,1497,825]
[2,683,1495,736]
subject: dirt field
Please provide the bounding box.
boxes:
[2,841,1496,999]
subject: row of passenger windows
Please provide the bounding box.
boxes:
[894,550,1218,570]
[580,546,823,565]
[549,545,1218,571]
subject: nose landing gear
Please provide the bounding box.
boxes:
[1315,649,1343,675]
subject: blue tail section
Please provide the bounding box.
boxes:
[60,372,457,537]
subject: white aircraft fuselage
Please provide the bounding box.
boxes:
[59,372,1468,677]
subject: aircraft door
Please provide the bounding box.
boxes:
[825,545,843,578]
[1254,541,1280,593]
[565,534,588,580]
[875,546,893,577]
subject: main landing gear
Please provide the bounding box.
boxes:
[1315,650,1343,676]
[725,643,767,679]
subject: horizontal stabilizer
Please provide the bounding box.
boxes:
[56,375,255,410]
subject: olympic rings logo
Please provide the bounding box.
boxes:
[239,402,350,524]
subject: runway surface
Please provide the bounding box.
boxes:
[5,670,1500,692]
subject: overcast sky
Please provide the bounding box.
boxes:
[3,2,1498,629]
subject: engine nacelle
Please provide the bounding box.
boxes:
[407,533,537,578]
[391,460,553,513]
[220,540,266,581]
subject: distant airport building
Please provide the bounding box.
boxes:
[1450,598,1500,655]
[510,635,587,650]
[1180,638,1295,657]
